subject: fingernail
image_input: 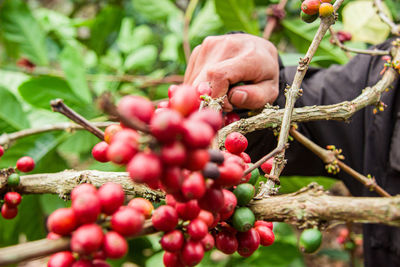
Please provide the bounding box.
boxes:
[231,91,248,105]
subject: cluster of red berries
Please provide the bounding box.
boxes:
[1,190,22,219]
[47,182,154,267]
[300,0,334,23]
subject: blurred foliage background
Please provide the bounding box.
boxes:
[0,0,399,266]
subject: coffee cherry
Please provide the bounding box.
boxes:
[255,225,275,246]
[71,184,97,201]
[196,210,214,228]
[98,182,125,215]
[16,156,35,172]
[7,173,20,187]
[111,128,140,144]
[219,189,237,220]
[48,251,75,267]
[261,157,274,174]
[198,186,225,213]
[111,207,144,236]
[92,260,111,267]
[189,109,223,133]
[202,162,220,179]
[1,204,18,219]
[319,3,334,17]
[47,208,77,235]
[217,162,243,187]
[299,228,322,253]
[301,0,320,15]
[92,142,109,163]
[225,132,248,155]
[47,232,62,240]
[233,183,255,206]
[320,0,331,2]
[180,241,204,267]
[4,192,21,208]
[152,205,178,232]
[165,194,177,207]
[232,207,255,232]
[182,120,214,149]
[128,197,154,219]
[208,149,224,164]
[240,152,251,163]
[72,260,93,267]
[104,124,122,144]
[127,152,162,186]
[176,200,200,221]
[161,167,184,194]
[168,85,179,98]
[187,219,208,241]
[71,224,104,255]
[201,233,215,251]
[224,112,240,126]
[181,172,206,200]
[163,251,184,267]
[223,152,245,168]
[196,82,211,96]
[103,231,128,259]
[254,220,273,230]
[160,141,186,166]
[215,230,238,254]
[247,164,260,185]
[157,100,169,109]
[300,11,318,23]
[160,230,184,252]
[184,149,210,171]
[237,228,260,257]
[150,109,184,143]
[117,95,154,124]
[107,141,137,165]
[169,85,200,117]
[72,193,101,225]
[0,145,4,158]
[337,31,352,42]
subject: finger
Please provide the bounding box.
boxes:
[222,97,233,112]
[227,80,279,109]
[184,45,202,84]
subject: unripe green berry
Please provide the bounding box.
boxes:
[301,11,318,23]
[7,173,20,187]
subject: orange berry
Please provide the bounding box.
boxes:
[319,3,334,17]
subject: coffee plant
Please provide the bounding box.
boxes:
[0,0,399,266]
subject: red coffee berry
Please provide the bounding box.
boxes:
[47,232,61,240]
[184,149,210,171]
[182,120,214,149]
[176,200,200,221]
[165,194,177,207]
[71,184,97,201]
[188,219,208,241]
[152,205,179,232]
[337,31,352,43]
[128,197,154,219]
[180,241,205,267]
[72,193,101,225]
[4,192,22,208]
[168,84,179,99]
[16,156,35,172]
[261,157,274,174]
[107,141,137,165]
[301,0,320,15]
[71,224,104,255]
[189,109,223,133]
[240,152,251,163]
[255,225,275,246]
[93,250,107,260]
[198,186,225,213]
[225,132,248,155]
[237,228,260,257]
[71,259,93,267]
[47,208,77,235]
[217,162,244,187]
[1,204,18,219]
[127,152,162,186]
[157,100,169,109]
[201,233,215,251]
[111,207,144,236]
[160,230,184,252]
[103,231,128,259]
[254,220,273,230]
[91,142,109,163]
[0,145,4,158]
[104,124,122,144]
[48,251,75,267]
[224,112,240,126]
[110,128,140,144]
[98,182,125,215]
[163,251,184,267]
[160,141,186,166]
[196,81,211,96]
[223,152,245,168]
[169,85,200,117]
[161,167,184,194]
[117,95,154,124]
[181,172,206,200]
[196,210,214,228]
[150,109,184,143]
[215,230,238,254]
[219,189,237,221]
[92,260,111,267]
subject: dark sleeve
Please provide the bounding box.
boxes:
[246,39,393,196]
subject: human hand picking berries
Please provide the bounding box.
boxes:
[184,34,280,112]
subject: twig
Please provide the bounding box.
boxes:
[50,99,105,140]
[0,170,164,201]
[329,27,389,57]
[263,0,288,40]
[242,144,286,177]
[183,0,199,62]
[0,122,115,148]
[373,0,400,36]
[289,128,391,197]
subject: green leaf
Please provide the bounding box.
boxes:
[58,131,99,155]
[60,44,92,103]
[18,76,83,110]
[132,0,181,22]
[0,86,30,130]
[35,8,77,40]
[160,34,181,61]
[214,0,260,35]
[124,45,158,71]
[279,176,338,194]
[342,1,391,45]
[0,0,49,65]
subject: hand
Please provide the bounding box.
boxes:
[184,33,280,112]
